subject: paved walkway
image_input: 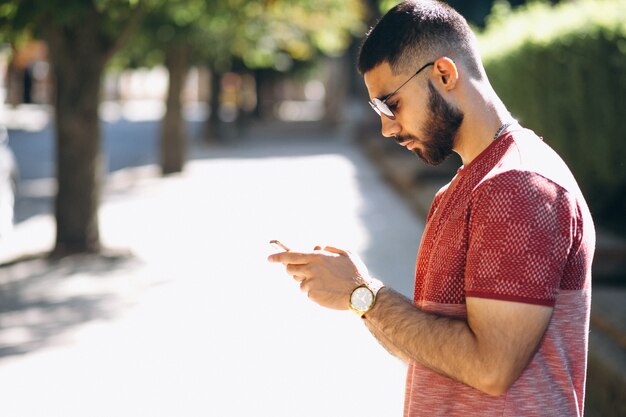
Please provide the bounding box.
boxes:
[2,117,624,416]
[0,124,423,417]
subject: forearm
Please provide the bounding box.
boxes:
[363,318,410,363]
[363,288,495,393]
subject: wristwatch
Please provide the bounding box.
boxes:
[349,278,384,318]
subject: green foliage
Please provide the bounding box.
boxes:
[110,0,208,69]
[225,0,365,71]
[0,0,148,54]
[113,0,365,73]
[0,0,143,34]
[480,0,626,235]
[378,0,399,14]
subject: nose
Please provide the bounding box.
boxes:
[380,115,401,138]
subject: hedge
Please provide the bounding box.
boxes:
[479,0,626,236]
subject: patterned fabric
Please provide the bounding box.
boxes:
[404,127,595,417]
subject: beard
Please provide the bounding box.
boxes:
[396,80,464,166]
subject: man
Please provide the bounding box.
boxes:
[268,1,595,416]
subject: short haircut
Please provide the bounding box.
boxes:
[358,0,483,79]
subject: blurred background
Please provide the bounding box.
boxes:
[0,0,624,416]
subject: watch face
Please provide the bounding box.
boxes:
[351,286,374,311]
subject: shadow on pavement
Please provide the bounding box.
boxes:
[0,252,140,361]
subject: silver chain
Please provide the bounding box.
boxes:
[493,122,514,141]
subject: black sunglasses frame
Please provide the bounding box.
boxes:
[369,62,435,120]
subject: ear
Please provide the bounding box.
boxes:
[433,57,459,91]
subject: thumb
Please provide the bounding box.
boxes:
[323,246,348,256]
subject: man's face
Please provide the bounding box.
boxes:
[364,62,464,166]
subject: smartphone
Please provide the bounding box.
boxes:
[269,240,291,252]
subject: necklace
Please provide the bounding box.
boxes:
[493,121,514,141]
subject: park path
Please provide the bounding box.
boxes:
[0,122,424,417]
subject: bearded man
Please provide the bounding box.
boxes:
[269,1,595,416]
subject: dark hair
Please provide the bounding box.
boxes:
[358,0,482,78]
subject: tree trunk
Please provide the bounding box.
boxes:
[46,12,109,256]
[161,44,190,175]
[253,68,264,120]
[254,68,276,121]
[323,56,348,127]
[7,45,22,106]
[204,69,222,143]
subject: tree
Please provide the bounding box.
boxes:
[203,0,366,130]
[119,0,365,167]
[114,0,210,174]
[160,43,190,174]
[0,0,146,255]
[0,0,365,255]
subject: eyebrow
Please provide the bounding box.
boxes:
[376,91,397,102]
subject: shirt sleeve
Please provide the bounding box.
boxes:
[465,170,575,306]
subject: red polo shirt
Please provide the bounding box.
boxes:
[404,127,595,417]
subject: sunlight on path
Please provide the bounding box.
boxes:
[0,140,423,417]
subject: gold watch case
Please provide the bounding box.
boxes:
[349,285,375,317]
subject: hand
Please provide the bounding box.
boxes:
[267,246,370,310]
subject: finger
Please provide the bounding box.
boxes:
[268,251,313,264]
[313,245,322,251]
[300,279,310,293]
[286,263,308,277]
[293,274,306,283]
[323,246,348,256]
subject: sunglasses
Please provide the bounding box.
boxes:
[368,62,434,120]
